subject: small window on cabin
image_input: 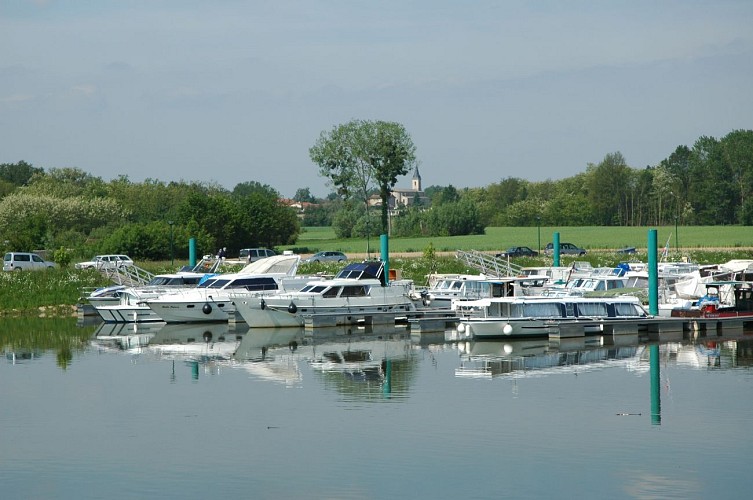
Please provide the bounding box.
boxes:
[322,286,341,298]
[341,285,366,297]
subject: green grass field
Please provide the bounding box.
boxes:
[290,226,753,254]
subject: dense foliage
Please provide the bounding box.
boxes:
[0,168,300,260]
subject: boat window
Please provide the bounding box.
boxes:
[322,286,341,298]
[341,285,367,297]
[234,277,279,291]
[519,302,562,318]
[607,280,624,290]
[308,285,328,294]
[198,278,219,288]
[576,303,608,316]
[207,279,231,289]
[451,281,463,290]
[614,303,642,316]
[436,280,452,290]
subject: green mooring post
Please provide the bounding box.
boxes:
[553,232,561,267]
[383,359,392,397]
[380,234,389,285]
[648,229,658,316]
[189,238,197,267]
[650,344,661,425]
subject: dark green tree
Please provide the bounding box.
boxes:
[0,160,43,187]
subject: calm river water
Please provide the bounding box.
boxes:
[2,317,753,499]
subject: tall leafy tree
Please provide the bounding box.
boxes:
[310,119,417,235]
[688,136,736,224]
[585,152,632,225]
[721,129,753,224]
[0,160,43,187]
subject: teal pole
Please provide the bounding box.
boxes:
[553,232,560,267]
[380,234,389,285]
[383,359,392,397]
[648,229,658,316]
[650,344,661,425]
[189,238,197,267]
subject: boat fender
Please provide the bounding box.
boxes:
[202,303,212,314]
[288,302,297,314]
[203,331,212,343]
[260,298,266,310]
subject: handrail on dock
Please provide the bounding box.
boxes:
[456,250,524,278]
[99,264,155,287]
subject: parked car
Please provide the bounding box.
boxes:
[544,242,587,256]
[304,251,348,263]
[3,252,57,271]
[495,246,539,258]
[75,254,134,270]
[239,248,277,263]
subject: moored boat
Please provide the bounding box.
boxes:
[456,295,649,339]
[234,260,417,328]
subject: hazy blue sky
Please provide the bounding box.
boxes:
[2,1,752,198]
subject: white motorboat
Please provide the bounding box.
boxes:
[234,260,417,328]
[144,254,306,323]
[456,295,649,339]
[93,270,215,322]
[417,273,549,308]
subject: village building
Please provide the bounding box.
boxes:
[368,166,429,210]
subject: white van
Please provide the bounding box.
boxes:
[3,252,57,271]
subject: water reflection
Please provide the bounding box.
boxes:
[453,331,753,380]
[0,316,98,369]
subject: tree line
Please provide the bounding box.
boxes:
[302,128,753,233]
[0,164,298,260]
[1,128,751,260]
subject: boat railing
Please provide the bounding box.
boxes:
[456,250,524,278]
[99,263,155,287]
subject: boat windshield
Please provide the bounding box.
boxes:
[205,279,231,289]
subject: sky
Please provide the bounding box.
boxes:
[2,1,752,199]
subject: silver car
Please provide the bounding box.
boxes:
[304,251,348,263]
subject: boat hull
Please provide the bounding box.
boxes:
[235,295,416,328]
[147,300,234,323]
[96,305,162,323]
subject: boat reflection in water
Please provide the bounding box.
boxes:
[454,330,753,379]
[90,320,413,393]
[91,321,166,353]
[232,323,413,395]
[455,337,644,379]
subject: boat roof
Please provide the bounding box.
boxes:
[237,254,300,275]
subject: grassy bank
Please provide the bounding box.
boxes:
[289,225,753,253]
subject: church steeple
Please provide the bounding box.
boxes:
[411,165,421,191]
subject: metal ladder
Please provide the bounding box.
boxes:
[455,250,524,278]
